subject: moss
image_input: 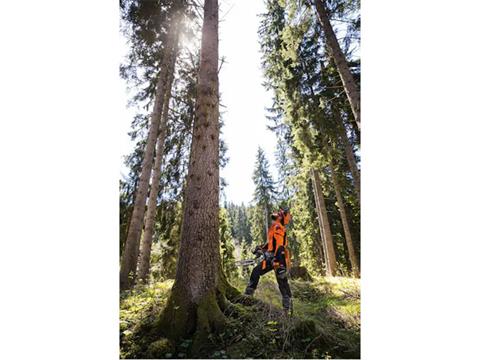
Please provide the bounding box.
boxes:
[191,289,226,354]
[224,302,252,320]
[155,285,196,342]
[145,338,174,358]
[121,276,360,359]
[217,267,242,302]
[154,282,230,355]
[120,281,175,358]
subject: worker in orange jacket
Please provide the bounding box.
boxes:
[244,208,292,312]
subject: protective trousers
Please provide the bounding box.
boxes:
[246,259,292,310]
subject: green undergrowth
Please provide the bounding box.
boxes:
[120,274,360,359]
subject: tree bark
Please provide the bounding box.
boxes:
[119,17,179,291]
[329,160,359,277]
[137,45,178,283]
[157,0,239,351]
[313,227,326,276]
[313,0,361,131]
[313,184,328,274]
[338,116,360,201]
[311,169,337,276]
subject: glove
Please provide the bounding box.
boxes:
[264,251,274,262]
[252,245,263,257]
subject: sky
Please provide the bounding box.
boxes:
[218,0,278,205]
[120,0,278,206]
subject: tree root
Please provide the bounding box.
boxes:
[153,270,239,356]
[191,289,226,353]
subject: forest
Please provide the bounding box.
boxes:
[119,0,361,358]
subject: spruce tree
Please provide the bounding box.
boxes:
[120,1,186,290]
[157,0,240,349]
[258,0,361,276]
[251,147,276,243]
[308,0,361,130]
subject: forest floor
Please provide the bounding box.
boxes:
[120,273,360,359]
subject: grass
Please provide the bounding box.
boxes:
[120,274,360,359]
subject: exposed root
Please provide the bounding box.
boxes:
[156,285,196,342]
[191,289,226,353]
[152,270,238,356]
[121,276,360,359]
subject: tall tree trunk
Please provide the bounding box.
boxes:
[338,115,360,201]
[312,0,360,131]
[120,181,136,258]
[313,181,328,274]
[136,46,178,283]
[313,227,326,276]
[119,27,178,290]
[157,0,239,351]
[329,160,360,277]
[311,169,337,276]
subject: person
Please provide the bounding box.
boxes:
[244,208,292,313]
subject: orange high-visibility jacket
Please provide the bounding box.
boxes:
[262,220,291,269]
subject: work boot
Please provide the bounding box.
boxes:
[282,296,290,309]
[244,287,255,296]
[282,296,293,315]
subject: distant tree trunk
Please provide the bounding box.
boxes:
[119,17,180,291]
[338,115,360,201]
[313,227,326,276]
[120,178,138,258]
[312,0,360,131]
[314,186,328,272]
[311,169,337,276]
[137,45,178,283]
[157,0,239,351]
[329,160,359,277]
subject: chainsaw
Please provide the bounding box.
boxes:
[235,246,272,267]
